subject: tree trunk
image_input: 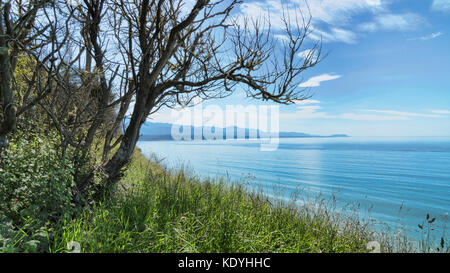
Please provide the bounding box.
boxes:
[0,46,16,149]
[102,99,150,189]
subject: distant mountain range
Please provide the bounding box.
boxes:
[136,121,348,141]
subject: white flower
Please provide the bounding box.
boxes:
[366,241,381,253]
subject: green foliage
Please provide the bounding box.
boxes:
[0,214,50,253]
[50,151,372,253]
[0,215,19,253]
[0,132,76,228]
[14,54,37,103]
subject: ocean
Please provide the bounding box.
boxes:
[137,137,450,240]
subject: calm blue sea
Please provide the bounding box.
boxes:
[137,137,450,239]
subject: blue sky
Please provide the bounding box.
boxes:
[150,0,450,137]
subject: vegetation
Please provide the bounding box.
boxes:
[0,0,448,254]
[0,131,76,226]
[48,150,372,253]
[0,129,76,253]
[0,0,322,198]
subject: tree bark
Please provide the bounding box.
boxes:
[0,8,16,149]
[103,99,150,185]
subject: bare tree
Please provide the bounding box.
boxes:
[2,0,323,197]
[100,0,322,189]
[0,0,74,149]
[67,0,323,195]
[0,0,41,147]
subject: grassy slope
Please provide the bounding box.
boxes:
[50,149,376,253]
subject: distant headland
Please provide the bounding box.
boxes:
[137,122,349,141]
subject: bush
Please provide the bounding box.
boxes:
[0,133,76,228]
[0,213,50,253]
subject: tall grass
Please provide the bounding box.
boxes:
[48,149,449,253]
[50,150,374,253]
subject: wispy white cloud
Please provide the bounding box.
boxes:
[431,110,450,114]
[235,0,390,44]
[339,113,407,121]
[365,110,442,118]
[409,32,444,41]
[299,74,341,88]
[309,27,358,44]
[293,99,321,105]
[237,0,386,28]
[282,99,328,119]
[432,0,450,12]
[421,32,443,40]
[358,13,426,32]
[237,1,427,45]
[282,105,329,119]
[298,49,317,59]
[282,104,446,121]
[274,34,290,42]
[282,108,408,121]
[291,0,386,26]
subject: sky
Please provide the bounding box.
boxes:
[148,0,450,137]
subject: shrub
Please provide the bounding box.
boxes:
[0,213,50,253]
[0,133,76,228]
